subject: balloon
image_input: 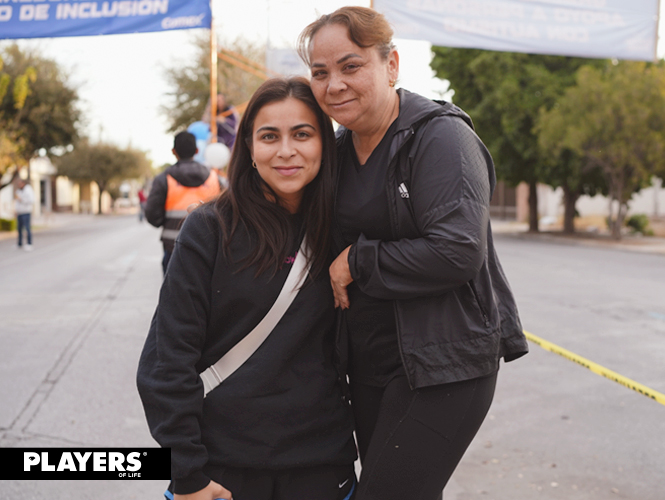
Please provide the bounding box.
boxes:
[187,121,210,141]
[194,139,207,164]
[204,142,231,169]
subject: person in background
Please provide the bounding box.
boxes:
[145,131,221,275]
[138,187,147,222]
[137,77,356,500]
[298,7,529,499]
[202,93,239,150]
[15,178,35,252]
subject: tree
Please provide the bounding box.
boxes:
[161,35,265,133]
[537,61,665,239]
[0,130,24,182]
[430,48,605,232]
[56,140,152,214]
[0,44,80,168]
[541,147,606,234]
[0,51,34,181]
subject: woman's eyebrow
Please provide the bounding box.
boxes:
[336,53,361,65]
[256,123,316,133]
[311,53,361,68]
[291,123,316,131]
[256,125,279,133]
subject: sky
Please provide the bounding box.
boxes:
[3,0,448,168]
[3,0,665,168]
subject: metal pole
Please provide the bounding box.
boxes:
[210,1,218,143]
[654,0,661,62]
[370,0,374,9]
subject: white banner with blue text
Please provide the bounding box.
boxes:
[374,0,659,61]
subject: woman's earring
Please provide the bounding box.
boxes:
[389,80,396,88]
[252,161,257,169]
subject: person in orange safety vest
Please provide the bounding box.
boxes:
[145,131,222,274]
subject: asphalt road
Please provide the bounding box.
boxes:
[0,215,165,499]
[447,233,665,500]
[0,215,663,500]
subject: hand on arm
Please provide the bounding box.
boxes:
[330,246,353,309]
[174,480,232,500]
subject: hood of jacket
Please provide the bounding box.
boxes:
[393,88,474,132]
[336,88,494,196]
[395,89,497,196]
[165,158,211,187]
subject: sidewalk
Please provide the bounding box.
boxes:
[0,211,108,242]
[491,220,665,256]
[4,214,665,256]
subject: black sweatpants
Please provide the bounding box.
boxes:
[350,371,497,500]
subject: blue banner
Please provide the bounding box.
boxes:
[0,0,211,40]
[375,0,659,62]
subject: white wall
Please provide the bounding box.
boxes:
[0,184,14,220]
[56,176,75,207]
[538,177,665,219]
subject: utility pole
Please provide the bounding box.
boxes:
[209,0,218,142]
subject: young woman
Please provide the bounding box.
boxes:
[298,7,529,500]
[137,77,356,500]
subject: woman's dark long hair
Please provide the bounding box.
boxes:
[214,76,335,279]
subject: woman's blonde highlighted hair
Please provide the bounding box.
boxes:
[297,6,395,67]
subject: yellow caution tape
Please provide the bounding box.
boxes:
[524,330,665,407]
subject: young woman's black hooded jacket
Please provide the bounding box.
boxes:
[137,206,356,495]
[334,89,529,390]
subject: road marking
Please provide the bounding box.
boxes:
[0,262,137,446]
[524,330,665,407]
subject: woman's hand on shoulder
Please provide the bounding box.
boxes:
[174,480,232,500]
[330,246,354,309]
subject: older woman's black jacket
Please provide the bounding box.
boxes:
[334,89,528,390]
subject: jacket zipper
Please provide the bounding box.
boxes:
[387,127,416,389]
[469,280,491,328]
[334,132,352,403]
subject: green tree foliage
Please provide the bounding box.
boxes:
[0,52,34,178]
[0,129,24,180]
[537,61,665,239]
[161,35,265,133]
[56,140,152,214]
[430,48,604,232]
[0,44,80,167]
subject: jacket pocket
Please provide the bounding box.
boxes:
[468,280,491,328]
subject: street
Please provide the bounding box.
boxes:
[0,215,165,499]
[0,215,663,500]
[449,233,665,500]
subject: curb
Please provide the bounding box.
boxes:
[0,213,117,242]
[4,216,665,256]
[495,229,665,256]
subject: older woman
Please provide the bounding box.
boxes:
[298,7,529,499]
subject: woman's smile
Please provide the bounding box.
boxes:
[273,166,304,176]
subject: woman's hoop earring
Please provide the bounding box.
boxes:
[389,80,396,88]
[252,161,257,169]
